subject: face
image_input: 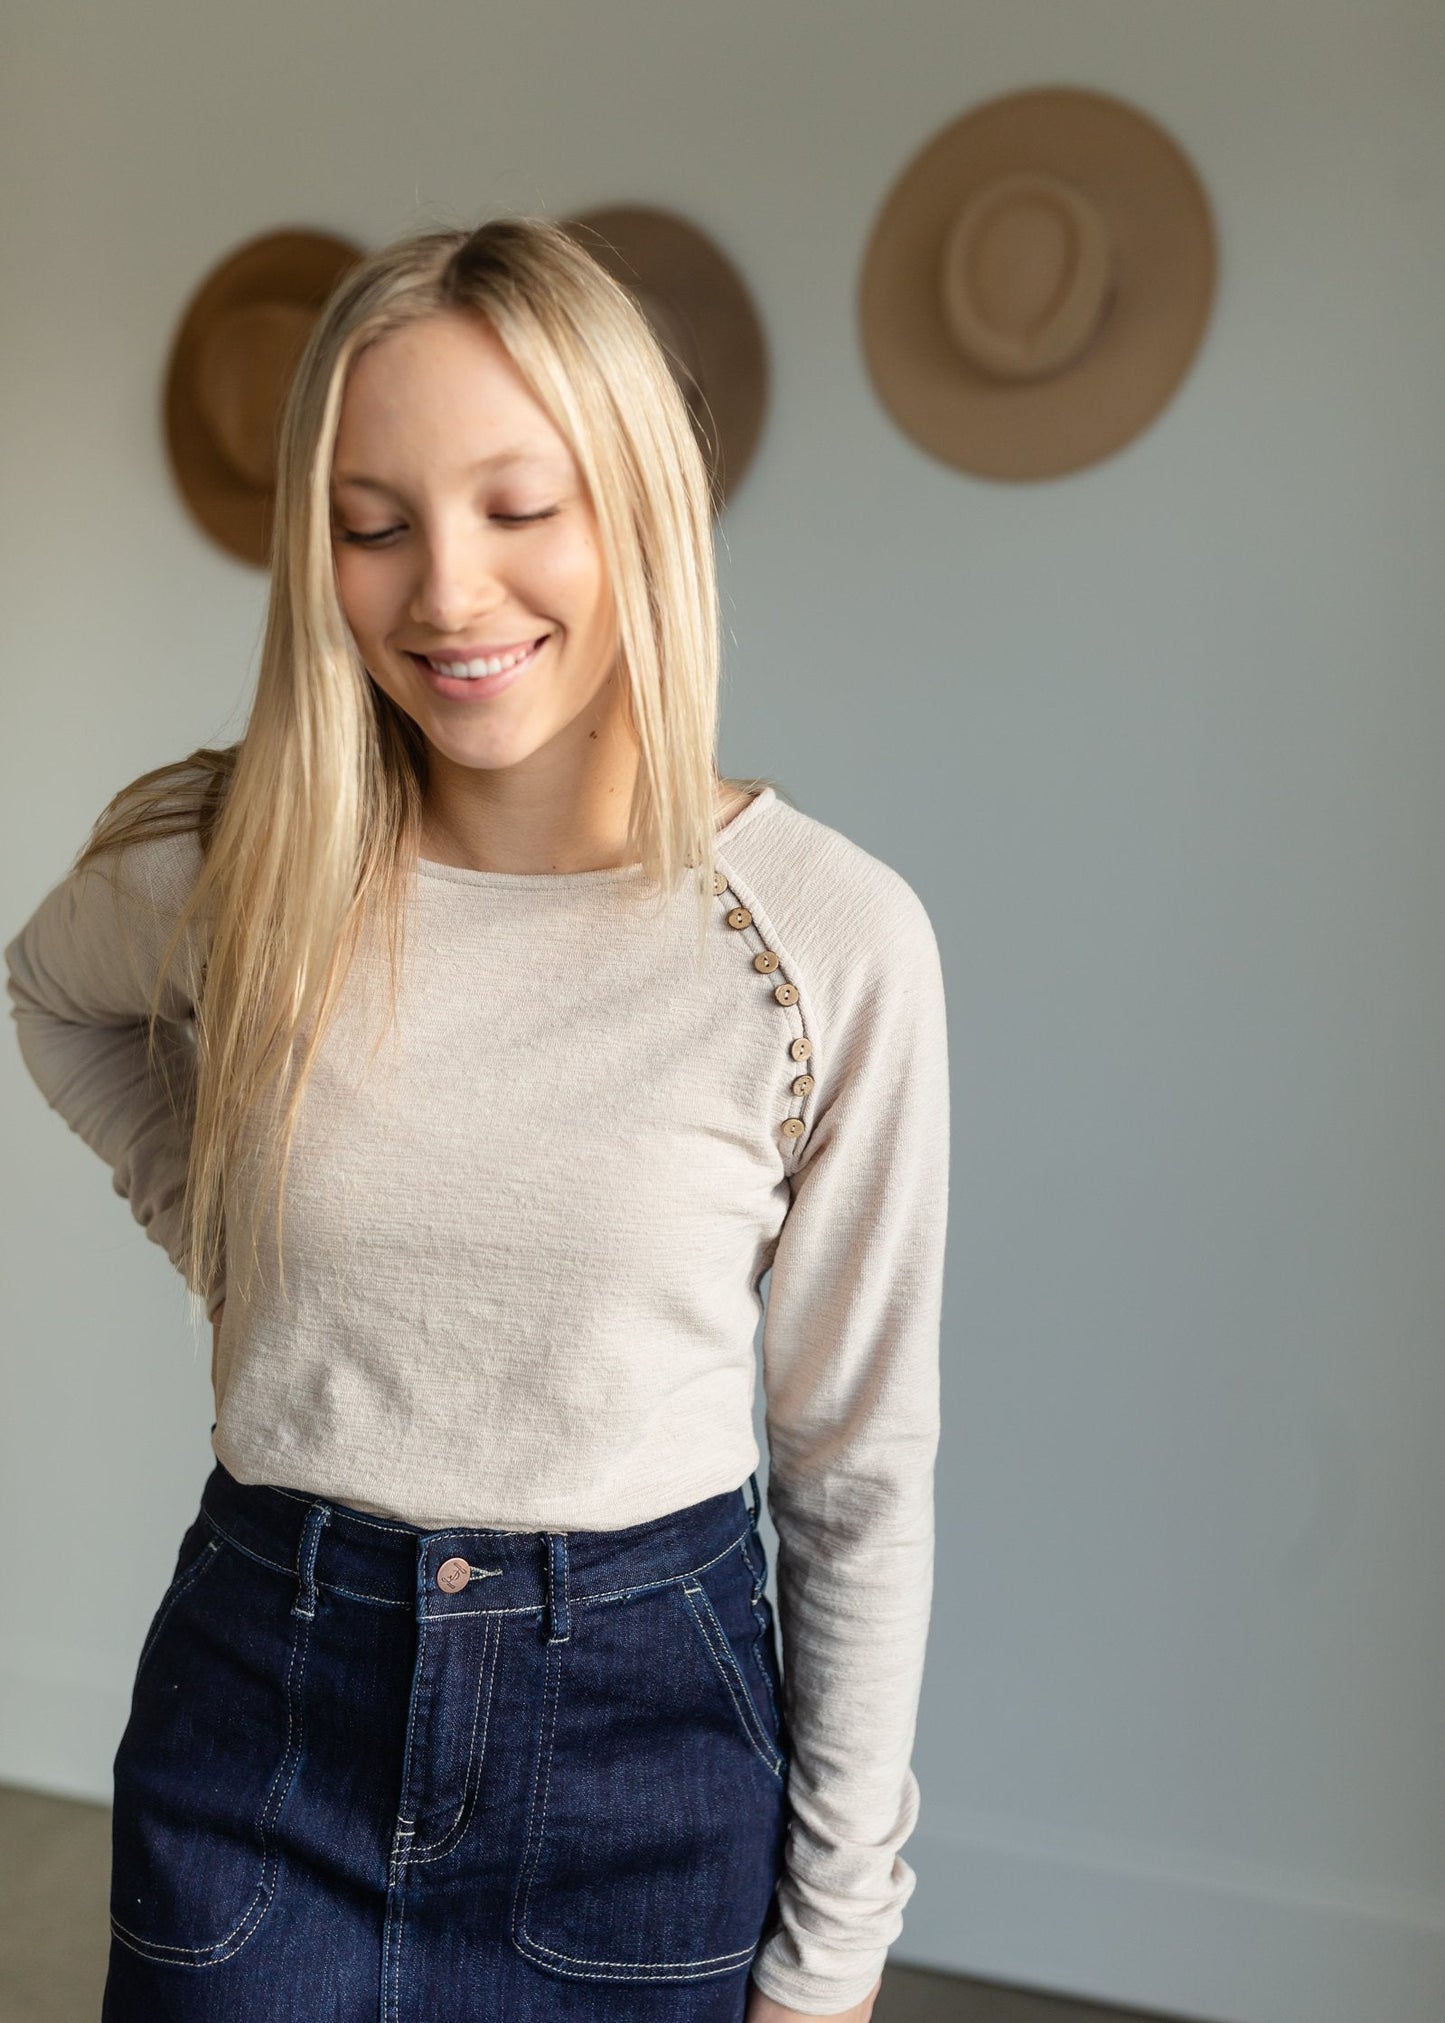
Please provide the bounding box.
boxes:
[329,310,622,787]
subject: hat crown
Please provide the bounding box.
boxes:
[939,169,1116,383]
[858,86,1218,480]
[565,204,767,510]
[629,282,704,395]
[193,301,313,490]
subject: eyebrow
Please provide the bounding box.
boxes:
[331,449,558,495]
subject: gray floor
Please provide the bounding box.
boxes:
[0,1781,1178,2022]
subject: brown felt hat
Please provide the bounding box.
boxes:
[562,205,769,512]
[164,228,365,565]
[859,86,1218,481]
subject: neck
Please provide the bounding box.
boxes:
[419,749,744,877]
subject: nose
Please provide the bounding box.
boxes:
[407,520,506,636]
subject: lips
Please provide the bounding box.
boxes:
[408,634,549,671]
[410,633,550,699]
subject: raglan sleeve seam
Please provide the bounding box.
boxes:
[748,861,950,2011]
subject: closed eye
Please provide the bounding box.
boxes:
[334,508,560,547]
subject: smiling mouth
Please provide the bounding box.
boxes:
[409,635,549,679]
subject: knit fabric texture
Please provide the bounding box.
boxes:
[4,782,950,2012]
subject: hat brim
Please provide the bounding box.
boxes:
[565,205,769,509]
[164,228,364,565]
[859,87,1218,481]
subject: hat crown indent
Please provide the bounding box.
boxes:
[940,170,1116,384]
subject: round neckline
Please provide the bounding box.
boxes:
[414,784,776,890]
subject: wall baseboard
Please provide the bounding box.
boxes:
[0,1669,126,1806]
[898,1807,1445,2023]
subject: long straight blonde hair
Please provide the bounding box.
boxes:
[70,215,775,1320]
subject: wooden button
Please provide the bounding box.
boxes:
[726,906,752,930]
[789,1036,813,1062]
[753,950,780,973]
[712,870,728,895]
[781,1117,806,1139]
[791,1073,814,1095]
[773,982,798,1006]
[437,1557,471,1594]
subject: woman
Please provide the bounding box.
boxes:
[4,216,949,2021]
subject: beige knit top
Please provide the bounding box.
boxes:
[4,782,950,2014]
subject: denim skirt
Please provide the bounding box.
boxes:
[102,1457,792,2021]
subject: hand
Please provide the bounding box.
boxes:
[746,1973,882,2021]
[210,1301,225,1390]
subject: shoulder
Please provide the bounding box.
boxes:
[712,780,947,1100]
[74,818,205,931]
[38,813,207,990]
[714,787,948,1155]
[721,786,939,965]
[69,754,224,920]
[6,813,207,1018]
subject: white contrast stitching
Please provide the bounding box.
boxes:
[134,1536,222,1678]
[201,1512,753,1613]
[679,1579,786,1784]
[737,1528,784,1739]
[110,1590,311,1965]
[508,1559,770,1979]
[405,1616,502,1865]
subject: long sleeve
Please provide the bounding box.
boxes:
[748,875,950,2012]
[4,829,225,1318]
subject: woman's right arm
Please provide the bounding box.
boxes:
[3,831,221,1313]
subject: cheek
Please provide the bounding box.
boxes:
[331,551,362,623]
[568,547,615,643]
[332,553,392,646]
[531,525,608,608]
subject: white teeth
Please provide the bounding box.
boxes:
[426,640,540,679]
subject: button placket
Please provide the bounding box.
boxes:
[714,864,814,1154]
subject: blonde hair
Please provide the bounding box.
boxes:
[71,214,776,1322]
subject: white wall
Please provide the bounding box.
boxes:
[3,5,1443,2021]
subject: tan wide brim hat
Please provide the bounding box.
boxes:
[859,86,1218,482]
[164,228,365,565]
[563,204,769,511]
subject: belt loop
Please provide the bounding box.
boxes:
[291,1501,332,1622]
[544,1532,571,1644]
[742,1472,768,1602]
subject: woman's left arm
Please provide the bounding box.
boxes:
[745,865,950,2014]
[747,1973,882,2021]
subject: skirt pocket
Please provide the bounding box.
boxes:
[677,1568,789,1784]
[109,1522,311,1967]
[134,1516,223,1680]
[510,1541,789,1985]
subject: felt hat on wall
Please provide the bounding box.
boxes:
[858,86,1218,481]
[563,204,769,511]
[164,228,365,565]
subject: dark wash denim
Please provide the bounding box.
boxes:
[103,1457,791,2021]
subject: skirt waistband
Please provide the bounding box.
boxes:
[197,1458,764,1641]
